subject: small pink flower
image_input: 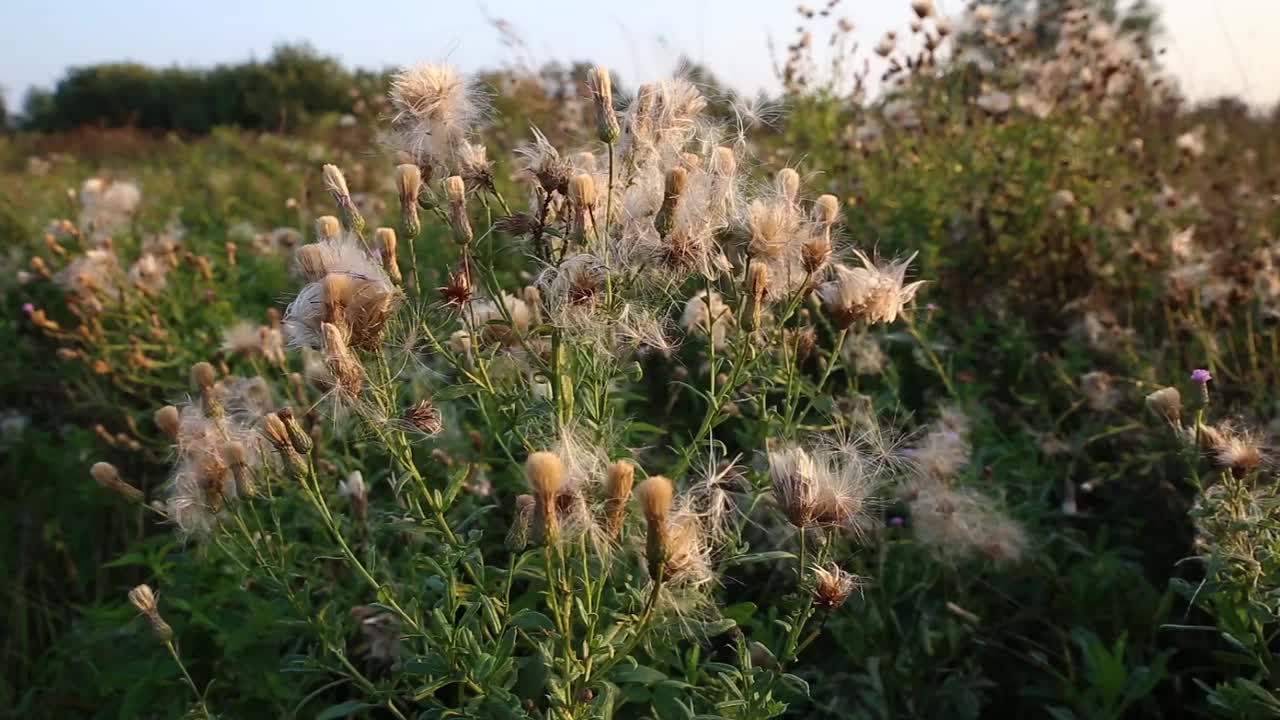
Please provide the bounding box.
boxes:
[1191,368,1212,384]
[21,303,34,314]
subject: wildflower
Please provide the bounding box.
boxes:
[1176,126,1206,158]
[90,461,144,503]
[588,66,620,143]
[768,443,878,532]
[128,585,173,642]
[604,459,636,538]
[1191,368,1212,385]
[284,234,399,351]
[388,63,487,172]
[526,451,566,545]
[816,251,925,328]
[321,323,364,399]
[154,405,181,439]
[373,227,402,285]
[507,494,536,551]
[403,399,444,437]
[655,167,687,239]
[811,563,858,611]
[1145,387,1182,428]
[396,164,423,238]
[444,176,472,245]
[323,164,365,235]
[907,407,971,481]
[262,412,307,479]
[635,475,674,582]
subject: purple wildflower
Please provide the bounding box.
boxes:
[21,303,34,315]
[1191,368,1212,385]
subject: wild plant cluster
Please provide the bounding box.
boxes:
[5,1,1280,718]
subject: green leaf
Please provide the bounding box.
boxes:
[315,701,375,720]
[509,609,555,632]
[652,683,695,720]
[728,551,796,566]
[613,664,668,685]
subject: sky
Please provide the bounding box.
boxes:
[1,0,1277,113]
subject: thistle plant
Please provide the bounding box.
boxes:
[64,58,990,718]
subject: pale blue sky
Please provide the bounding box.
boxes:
[1,1,1276,112]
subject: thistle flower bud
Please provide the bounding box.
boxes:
[315,215,342,242]
[444,176,472,245]
[128,584,173,643]
[263,413,307,479]
[604,460,636,538]
[224,441,255,497]
[588,67,620,143]
[190,361,217,391]
[814,194,840,225]
[568,173,597,241]
[321,322,364,398]
[154,405,181,440]
[802,234,832,275]
[655,167,687,238]
[507,494,536,551]
[395,164,423,238]
[775,168,801,205]
[710,146,737,177]
[323,164,365,236]
[526,451,565,544]
[1144,387,1182,428]
[911,0,933,18]
[635,475,674,582]
[374,227,402,284]
[276,407,313,455]
[90,461,144,503]
[295,244,328,282]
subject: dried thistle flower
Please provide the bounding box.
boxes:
[263,412,306,479]
[388,62,487,172]
[155,405,181,439]
[90,461,144,503]
[526,451,566,544]
[655,167,688,239]
[507,494,536,551]
[315,215,342,242]
[1145,387,1182,428]
[323,164,365,236]
[811,563,859,610]
[444,176,472,245]
[321,323,364,399]
[636,475,674,582]
[404,399,444,437]
[224,441,254,497]
[604,459,636,538]
[128,584,173,642]
[816,251,925,328]
[395,164,423,238]
[371,227,401,285]
[588,66,620,143]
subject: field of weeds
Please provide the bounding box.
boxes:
[2,2,1280,718]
